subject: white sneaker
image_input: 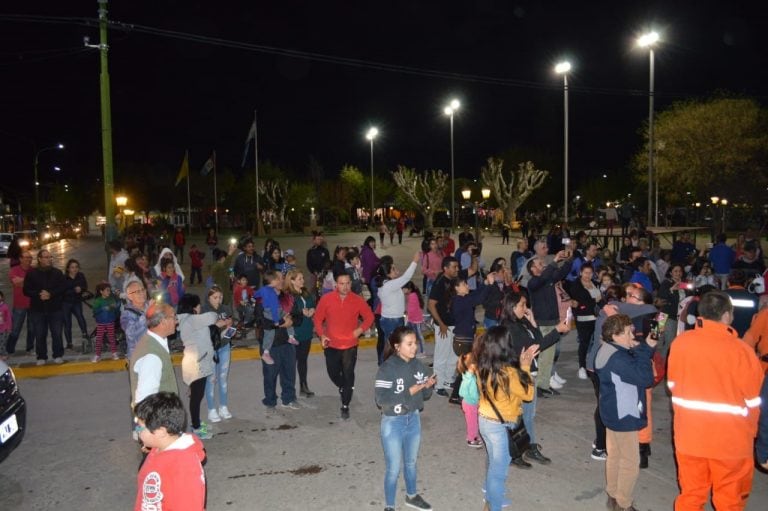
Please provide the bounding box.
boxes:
[91,355,101,363]
[578,367,588,380]
[208,408,222,423]
[53,357,64,364]
[552,372,567,385]
[549,376,564,389]
[36,359,45,366]
[218,406,232,420]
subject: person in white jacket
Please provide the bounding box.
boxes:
[376,252,421,350]
[177,293,223,440]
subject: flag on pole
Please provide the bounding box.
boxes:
[175,151,189,186]
[241,120,256,167]
[200,153,215,176]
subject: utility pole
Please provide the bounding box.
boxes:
[86,0,116,242]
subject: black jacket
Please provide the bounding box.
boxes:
[306,245,330,274]
[527,260,573,326]
[23,267,66,313]
[63,272,88,304]
[501,318,561,373]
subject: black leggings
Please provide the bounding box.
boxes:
[295,340,311,386]
[589,371,606,450]
[324,346,357,407]
[575,320,596,369]
[189,378,206,429]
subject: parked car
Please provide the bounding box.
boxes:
[0,233,13,256]
[0,359,26,463]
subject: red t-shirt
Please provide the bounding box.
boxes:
[9,265,30,309]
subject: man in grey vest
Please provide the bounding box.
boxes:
[129,303,180,407]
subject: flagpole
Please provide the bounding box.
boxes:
[186,149,192,236]
[254,109,261,236]
[213,150,219,236]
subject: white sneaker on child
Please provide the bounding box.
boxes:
[218,406,232,420]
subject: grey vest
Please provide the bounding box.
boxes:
[129,332,178,406]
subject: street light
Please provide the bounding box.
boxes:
[463,187,491,240]
[444,98,460,229]
[555,61,571,224]
[365,127,378,226]
[34,143,64,227]
[115,195,127,232]
[637,30,659,227]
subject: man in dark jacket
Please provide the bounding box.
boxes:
[233,238,264,289]
[527,250,572,395]
[305,231,330,294]
[23,249,66,365]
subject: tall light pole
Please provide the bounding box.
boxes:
[444,99,460,230]
[365,127,378,226]
[554,61,571,225]
[638,31,659,227]
[33,143,64,227]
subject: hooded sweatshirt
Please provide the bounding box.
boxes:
[134,433,206,511]
[177,312,217,385]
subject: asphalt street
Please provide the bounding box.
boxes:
[0,231,766,510]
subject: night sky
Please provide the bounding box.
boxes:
[1,1,766,209]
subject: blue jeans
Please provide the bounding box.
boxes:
[380,316,405,352]
[381,411,421,507]
[261,342,297,407]
[30,310,64,360]
[205,343,231,410]
[6,308,34,354]
[479,416,517,511]
[407,322,424,353]
[521,388,537,445]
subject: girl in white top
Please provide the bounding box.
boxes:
[376,252,421,346]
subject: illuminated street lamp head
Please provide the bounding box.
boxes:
[461,188,471,200]
[365,127,378,141]
[721,199,728,206]
[637,31,659,48]
[444,99,460,116]
[710,196,719,205]
[57,143,65,149]
[53,166,61,172]
[481,187,491,200]
[554,61,571,74]
[115,195,128,207]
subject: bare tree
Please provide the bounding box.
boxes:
[480,158,548,223]
[391,166,448,229]
[258,179,289,228]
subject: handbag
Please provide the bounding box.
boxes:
[485,390,531,459]
[452,336,474,356]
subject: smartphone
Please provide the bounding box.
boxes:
[648,319,659,340]
[221,326,238,339]
[565,307,574,325]
[561,237,571,246]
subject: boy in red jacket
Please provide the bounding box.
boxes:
[134,392,206,511]
[189,244,205,285]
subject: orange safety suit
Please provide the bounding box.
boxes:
[743,307,768,374]
[667,318,763,511]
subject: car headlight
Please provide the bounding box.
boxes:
[19,240,29,247]
[43,233,51,240]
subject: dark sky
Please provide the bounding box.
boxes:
[1,1,766,206]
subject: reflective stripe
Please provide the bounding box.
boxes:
[730,298,756,308]
[667,381,675,389]
[671,396,749,417]
[745,396,762,408]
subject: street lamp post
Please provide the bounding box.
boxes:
[555,61,571,225]
[365,127,378,226]
[115,195,127,233]
[33,143,64,227]
[462,187,491,241]
[638,31,659,227]
[444,99,460,230]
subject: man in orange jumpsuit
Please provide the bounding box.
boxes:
[667,291,763,510]
[743,306,768,374]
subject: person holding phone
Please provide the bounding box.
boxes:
[374,326,436,511]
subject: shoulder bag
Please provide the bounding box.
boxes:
[485,388,531,459]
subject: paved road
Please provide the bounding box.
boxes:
[1,232,766,510]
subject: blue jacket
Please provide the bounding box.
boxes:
[595,341,654,432]
[756,375,768,465]
[708,243,735,275]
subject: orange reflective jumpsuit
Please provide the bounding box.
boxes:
[667,319,763,511]
[743,307,768,374]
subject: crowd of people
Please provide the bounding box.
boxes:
[3,224,768,511]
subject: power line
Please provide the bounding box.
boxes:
[0,13,731,100]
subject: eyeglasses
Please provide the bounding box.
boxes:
[128,289,147,295]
